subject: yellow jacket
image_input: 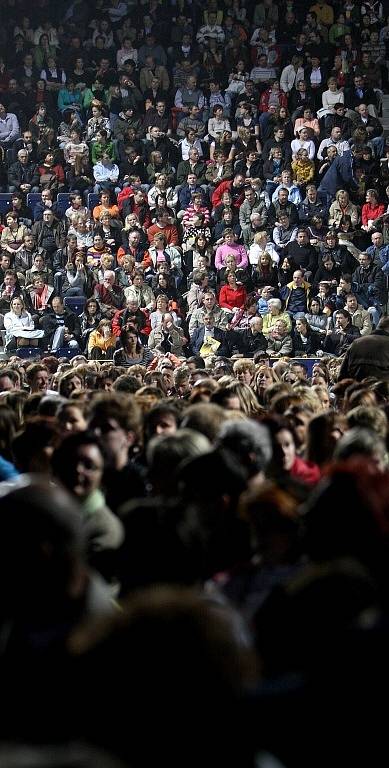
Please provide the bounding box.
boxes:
[263,311,292,337]
[88,329,117,353]
[292,159,315,184]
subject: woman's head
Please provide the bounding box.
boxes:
[11,296,25,314]
[85,298,98,316]
[121,326,141,351]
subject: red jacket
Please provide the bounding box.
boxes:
[361,202,385,227]
[147,222,179,245]
[218,283,247,310]
[259,88,288,113]
[290,456,321,486]
[211,180,244,209]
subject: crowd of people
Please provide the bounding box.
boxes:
[0,0,389,365]
[1,1,389,767]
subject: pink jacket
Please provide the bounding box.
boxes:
[215,243,248,270]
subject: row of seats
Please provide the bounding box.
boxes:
[0,192,101,217]
[1,346,80,360]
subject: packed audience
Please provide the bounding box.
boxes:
[0,0,388,365]
[0,1,389,767]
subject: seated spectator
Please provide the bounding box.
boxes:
[93,151,120,194]
[147,208,180,246]
[207,105,231,141]
[90,129,116,165]
[94,270,125,318]
[343,292,373,336]
[219,271,247,311]
[262,297,293,336]
[0,102,20,148]
[361,188,385,231]
[249,230,279,267]
[63,127,89,167]
[328,189,359,228]
[291,126,316,161]
[252,252,279,292]
[322,307,360,355]
[92,190,120,221]
[294,106,320,138]
[215,228,248,270]
[182,195,210,232]
[24,253,53,289]
[40,295,81,352]
[291,316,321,356]
[148,173,178,211]
[38,151,65,192]
[4,295,44,350]
[88,318,117,359]
[146,149,175,185]
[26,273,55,316]
[86,101,111,141]
[305,296,328,336]
[0,213,28,256]
[124,269,155,310]
[8,148,40,194]
[266,319,293,357]
[273,213,298,253]
[238,316,268,357]
[292,148,315,186]
[190,311,230,358]
[148,313,187,356]
[281,269,311,317]
[113,326,154,366]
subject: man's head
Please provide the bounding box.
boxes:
[345,293,358,313]
[52,296,64,315]
[297,229,309,246]
[336,309,351,330]
[244,186,255,204]
[278,188,289,205]
[17,150,29,164]
[371,232,383,248]
[331,126,342,142]
[293,271,304,286]
[203,312,215,330]
[306,184,317,201]
[42,209,54,225]
[202,291,216,311]
[358,252,371,270]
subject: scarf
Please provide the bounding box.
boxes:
[33,284,48,310]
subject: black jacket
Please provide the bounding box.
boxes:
[190,326,230,357]
[40,309,81,345]
[7,161,39,190]
[291,328,321,356]
[338,330,389,381]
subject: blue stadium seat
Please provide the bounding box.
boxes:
[13,347,41,359]
[87,193,100,211]
[56,192,71,218]
[64,296,86,316]
[55,347,80,359]
[0,193,12,215]
[26,193,42,217]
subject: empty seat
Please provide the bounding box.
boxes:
[26,192,42,217]
[0,194,12,215]
[56,192,71,217]
[87,193,100,211]
[11,347,41,359]
[55,346,80,359]
[64,296,86,316]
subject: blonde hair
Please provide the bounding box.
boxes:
[253,231,268,244]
